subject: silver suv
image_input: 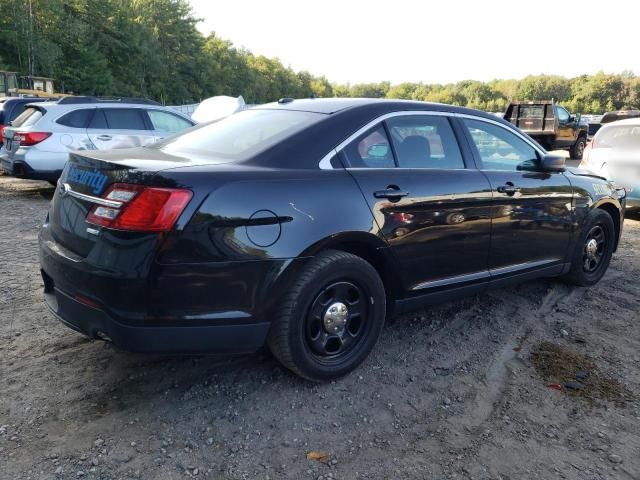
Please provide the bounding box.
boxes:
[0,97,195,181]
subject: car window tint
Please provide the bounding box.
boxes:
[148,110,192,133]
[556,106,569,122]
[155,109,323,160]
[57,109,94,128]
[89,109,108,129]
[103,108,149,130]
[342,125,395,168]
[387,116,464,169]
[463,119,538,171]
[11,107,44,128]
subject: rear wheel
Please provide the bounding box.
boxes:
[267,250,386,381]
[570,136,586,160]
[564,209,615,286]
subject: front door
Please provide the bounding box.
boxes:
[555,105,577,147]
[342,114,493,292]
[460,117,573,281]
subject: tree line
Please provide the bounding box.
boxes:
[0,0,638,114]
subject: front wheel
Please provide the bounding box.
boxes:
[563,209,615,286]
[570,136,586,160]
[267,250,386,381]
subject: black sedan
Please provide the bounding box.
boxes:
[39,98,626,381]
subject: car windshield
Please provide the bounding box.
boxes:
[595,124,640,149]
[153,109,324,160]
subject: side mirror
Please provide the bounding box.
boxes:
[541,154,565,172]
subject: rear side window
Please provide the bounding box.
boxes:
[155,109,323,159]
[387,115,464,169]
[148,110,193,133]
[57,109,95,128]
[103,108,149,130]
[342,125,395,168]
[11,107,44,128]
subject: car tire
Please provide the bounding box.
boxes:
[563,209,615,286]
[570,136,586,160]
[267,250,386,382]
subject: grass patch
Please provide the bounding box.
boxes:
[531,342,634,404]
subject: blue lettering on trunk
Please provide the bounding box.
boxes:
[67,166,109,195]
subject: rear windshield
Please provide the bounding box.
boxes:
[595,125,640,149]
[154,109,324,159]
[11,107,44,128]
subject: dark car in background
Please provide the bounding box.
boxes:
[504,101,588,159]
[39,98,626,381]
[0,96,51,146]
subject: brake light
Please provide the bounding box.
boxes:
[86,183,192,232]
[0,125,5,140]
[13,131,52,146]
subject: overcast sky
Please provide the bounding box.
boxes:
[188,0,636,85]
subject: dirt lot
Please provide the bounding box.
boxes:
[1,173,639,480]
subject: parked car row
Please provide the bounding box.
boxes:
[0,96,195,182]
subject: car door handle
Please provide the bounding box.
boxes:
[96,135,112,141]
[497,183,521,195]
[374,188,409,199]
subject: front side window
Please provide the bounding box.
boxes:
[103,108,149,130]
[463,118,538,171]
[148,110,193,133]
[386,115,464,169]
[556,106,570,123]
[342,125,394,168]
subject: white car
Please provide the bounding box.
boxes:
[0,96,195,182]
[581,118,640,211]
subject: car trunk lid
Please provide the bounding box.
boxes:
[48,147,217,258]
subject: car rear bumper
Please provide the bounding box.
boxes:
[38,224,307,355]
[43,281,270,354]
[1,152,62,181]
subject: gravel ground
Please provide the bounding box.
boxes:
[1,173,639,480]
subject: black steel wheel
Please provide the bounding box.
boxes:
[268,250,386,381]
[582,225,606,273]
[305,281,369,362]
[564,209,615,286]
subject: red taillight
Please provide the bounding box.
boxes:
[13,131,52,146]
[0,125,5,140]
[86,183,192,232]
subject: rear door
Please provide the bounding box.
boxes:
[342,113,493,293]
[87,107,155,150]
[146,109,194,141]
[460,117,573,283]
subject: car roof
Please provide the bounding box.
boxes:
[598,117,640,129]
[255,97,503,121]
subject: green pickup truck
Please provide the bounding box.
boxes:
[504,101,588,159]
